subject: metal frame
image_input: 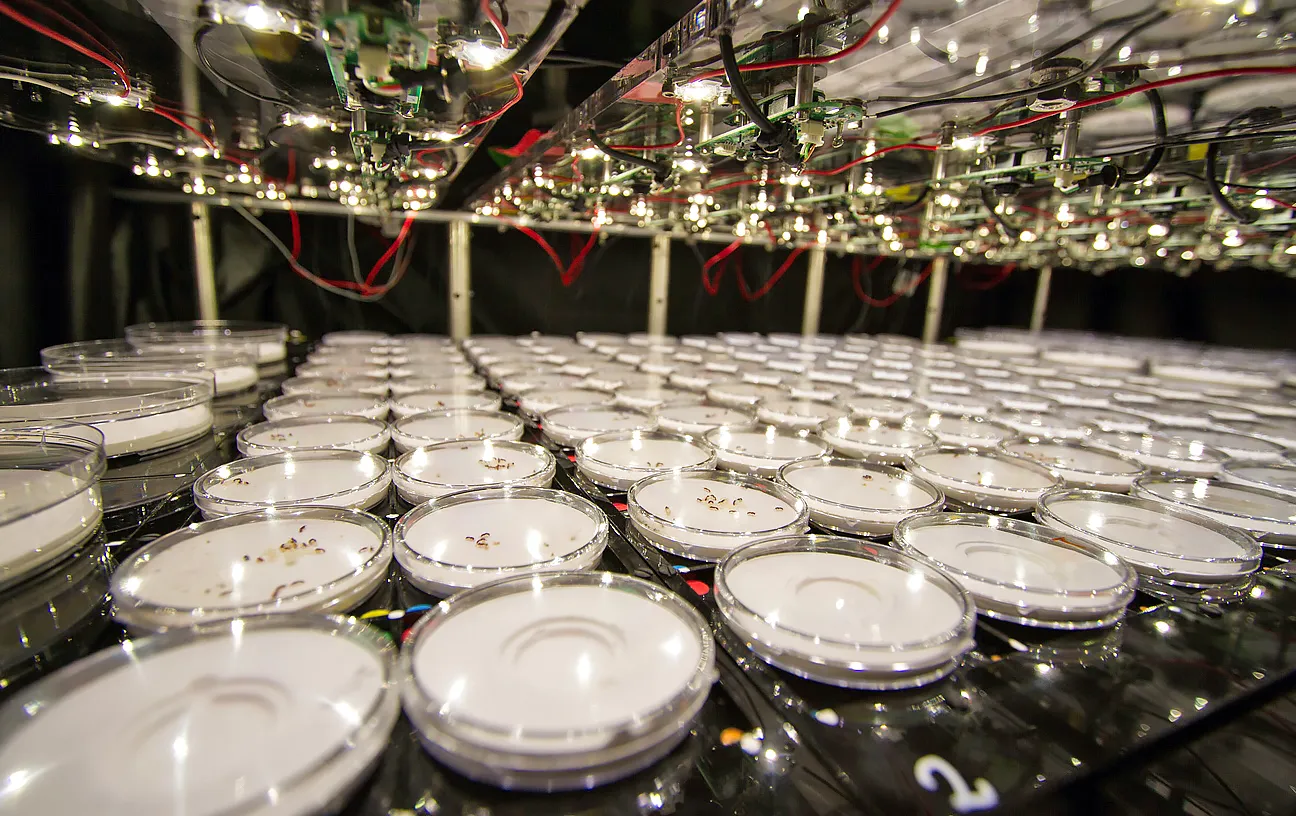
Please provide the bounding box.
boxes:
[648,234,671,336]
[1031,265,1053,333]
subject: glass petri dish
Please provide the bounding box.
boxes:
[714,535,973,689]
[653,403,752,435]
[389,361,477,379]
[705,381,787,409]
[1132,476,1296,549]
[1121,399,1217,429]
[992,409,1087,440]
[282,374,389,398]
[110,506,392,632]
[126,319,288,364]
[893,513,1136,629]
[0,368,214,458]
[754,397,847,432]
[391,409,524,454]
[1221,416,1296,449]
[901,411,1013,447]
[1084,429,1225,478]
[0,615,398,815]
[627,470,809,562]
[1156,425,1287,463]
[576,430,717,491]
[321,329,390,346]
[398,571,713,790]
[263,393,389,422]
[1036,488,1262,584]
[43,339,258,397]
[0,423,105,590]
[541,404,656,448]
[496,372,588,399]
[194,450,391,519]
[1221,462,1296,497]
[613,385,703,411]
[389,389,501,420]
[704,424,829,478]
[388,373,486,396]
[1003,438,1145,492]
[817,417,935,464]
[775,457,944,537]
[993,391,1057,412]
[294,360,389,380]
[839,395,917,423]
[1063,406,1152,434]
[393,486,606,596]
[393,440,555,504]
[904,445,1062,513]
[516,387,612,422]
[236,415,390,456]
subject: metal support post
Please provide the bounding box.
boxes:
[648,234,670,336]
[181,29,218,320]
[922,256,949,344]
[801,245,826,336]
[448,221,472,339]
[1030,265,1052,333]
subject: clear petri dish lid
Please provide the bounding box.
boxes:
[613,385,703,411]
[282,374,389,398]
[393,439,555,502]
[126,320,287,364]
[714,535,974,686]
[893,512,1136,628]
[1063,406,1152,433]
[901,411,1013,447]
[1035,487,1262,581]
[1224,416,1296,448]
[390,389,500,419]
[577,430,717,491]
[776,457,944,536]
[1121,399,1217,428]
[294,359,389,380]
[817,417,935,462]
[321,329,391,346]
[839,395,918,422]
[497,372,588,398]
[1221,461,1296,497]
[0,614,398,816]
[541,404,657,447]
[392,486,606,596]
[704,380,788,408]
[193,449,392,518]
[517,387,612,420]
[1223,391,1296,419]
[1155,424,1287,463]
[704,424,830,477]
[1132,476,1296,544]
[755,397,847,432]
[42,340,258,397]
[236,415,391,456]
[1084,429,1226,477]
[0,422,106,590]
[391,409,523,453]
[110,507,393,632]
[398,571,714,788]
[1150,362,1278,390]
[904,445,1062,512]
[1003,438,1145,491]
[263,392,389,421]
[653,402,752,435]
[991,409,1087,440]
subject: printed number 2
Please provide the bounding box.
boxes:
[914,755,999,813]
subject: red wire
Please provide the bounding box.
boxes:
[461,74,524,129]
[11,0,126,74]
[363,216,416,289]
[516,226,565,275]
[481,0,510,47]
[515,225,600,286]
[0,0,130,95]
[852,257,930,306]
[702,238,743,295]
[149,107,216,151]
[803,143,939,177]
[1247,153,1296,176]
[1268,198,1296,212]
[286,150,301,261]
[960,263,1016,290]
[739,246,807,302]
[612,103,685,151]
[693,0,902,81]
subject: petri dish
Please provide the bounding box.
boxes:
[755,397,847,432]
[627,470,809,562]
[388,373,486,396]
[1221,416,1296,450]
[126,319,288,364]
[0,423,105,590]
[1084,429,1225,478]
[391,409,524,454]
[576,430,717,491]
[704,424,829,478]
[653,402,752,435]
[389,389,501,420]
[775,457,944,537]
[110,506,392,632]
[991,409,1087,440]
[263,392,389,422]
[393,440,555,504]
[294,360,389,380]
[1063,406,1152,434]
[237,415,390,456]
[705,381,787,409]
[398,572,713,790]
[42,339,258,397]
[1121,399,1218,429]
[817,417,935,464]
[1036,488,1262,584]
[496,372,587,399]
[1221,462,1296,498]
[901,411,1013,447]
[541,404,656,448]
[1132,476,1296,549]
[1156,425,1287,463]
[613,385,703,411]
[0,615,399,816]
[715,535,974,689]
[392,486,606,596]
[904,445,1062,513]
[1003,438,1145,492]
[194,450,391,518]
[516,387,612,422]
[0,368,214,458]
[281,374,389,398]
[580,368,662,393]
[839,395,917,423]
[993,392,1057,413]
[893,513,1136,629]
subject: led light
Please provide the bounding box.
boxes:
[453,39,515,70]
[953,136,981,152]
[675,158,700,172]
[910,26,922,44]
[953,246,964,256]
[243,4,270,30]
[1181,249,1195,260]
[1222,231,1243,248]
[798,5,810,21]
[67,134,83,147]
[1118,46,1132,62]
[1019,229,1037,243]
[1252,196,1276,210]
[1167,65,1182,76]
[577,146,603,160]
[677,79,724,104]
[889,240,903,251]
[877,25,889,43]
[1147,223,1169,238]
[975,53,989,77]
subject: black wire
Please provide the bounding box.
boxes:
[1122,87,1166,184]
[466,0,570,86]
[587,127,670,177]
[1205,108,1280,223]
[872,11,1169,119]
[1166,170,1296,192]
[193,24,291,106]
[717,32,778,137]
[980,187,1021,240]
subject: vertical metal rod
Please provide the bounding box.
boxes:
[647,234,670,336]
[922,256,949,344]
[794,23,816,109]
[181,28,218,320]
[448,221,472,340]
[801,245,826,336]
[1030,265,1053,333]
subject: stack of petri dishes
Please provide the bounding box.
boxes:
[42,338,258,397]
[125,319,288,366]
